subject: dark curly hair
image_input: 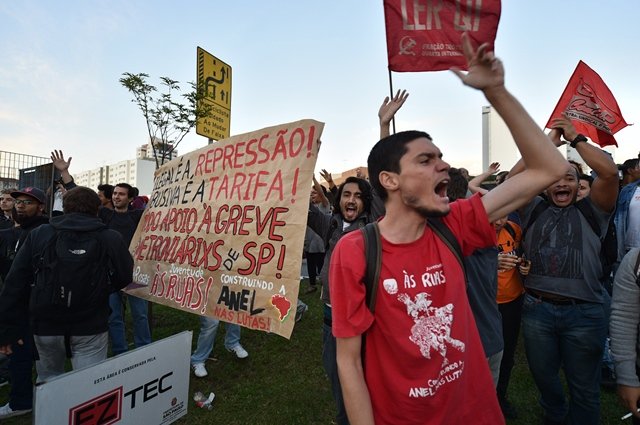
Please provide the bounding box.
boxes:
[332,177,373,218]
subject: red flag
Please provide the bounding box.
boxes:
[546,61,628,147]
[383,0,501,72]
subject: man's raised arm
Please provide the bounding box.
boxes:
[550,115,619,212]
[452,33,566,222]
[379,90,409,139]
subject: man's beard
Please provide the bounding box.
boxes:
[415,206,449,218]
[15,213,34,225]
[404,195,450,218]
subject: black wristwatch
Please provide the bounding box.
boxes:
[570,134,588,148]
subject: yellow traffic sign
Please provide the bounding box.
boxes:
[196,46,232,141]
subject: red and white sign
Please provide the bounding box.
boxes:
[383,0,501,72]
[35,332,191,425]
[546,61,628,147]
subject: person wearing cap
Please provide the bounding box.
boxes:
[0,187,133,382]
[0,187,49,419]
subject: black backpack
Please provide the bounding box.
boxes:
[32,229,110,317]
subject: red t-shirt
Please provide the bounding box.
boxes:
[330,195,504,425]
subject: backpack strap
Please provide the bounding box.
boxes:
[359,221,382,370]
[361,222,382,313]
[427,218,467,287]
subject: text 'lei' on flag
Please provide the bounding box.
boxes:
[383,0,501,72]
[546,61,629,148]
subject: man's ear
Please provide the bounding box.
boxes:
[379,170,399,193]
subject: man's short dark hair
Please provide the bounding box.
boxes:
[332,177,372,216]
[367,130,432,201]
[568,160,584,176]
[446,168,468,202]
[621,158,639,175]
[579,174,594,187]
[63,187,101,216]
[98,184,114,200]
[496,171,509,185]
[115,183,134,199]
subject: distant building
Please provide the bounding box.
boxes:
[319,166,368,188]
[482,106,528,172]
[482,105,616,176]
[73,141,175,195]
[137,137,178,163]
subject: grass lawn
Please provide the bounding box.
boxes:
[0,280,631,424]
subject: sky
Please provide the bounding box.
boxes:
[1,1,638,177]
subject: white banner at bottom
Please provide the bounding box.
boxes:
[35,331,192,425]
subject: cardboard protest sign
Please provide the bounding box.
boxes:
[546,61,628,147]
[126,119,323,339]
[383,0,501,72]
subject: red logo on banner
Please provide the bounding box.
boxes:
[69,387,122,425]
[383,0,501,72]
[546,61,628,147]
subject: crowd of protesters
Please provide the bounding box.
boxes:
[0,37,639,425]
[305,35,640,425]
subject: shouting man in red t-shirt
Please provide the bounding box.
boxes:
[330,33,569,425]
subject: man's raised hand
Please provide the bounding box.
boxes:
[451,32,504,92]
[378,89,409,127]
[50,150,72,172]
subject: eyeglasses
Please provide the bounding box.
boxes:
[14,199,36,206]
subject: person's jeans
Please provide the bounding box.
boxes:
[191,316,241,365]
[34,332,109,383]
[322,310,349,425]
[306,252,325,287]
[109,292,151,355]
[522,294,606,425]
[8,326,33,410]
[497,295,524,400]
[487,350,503,388]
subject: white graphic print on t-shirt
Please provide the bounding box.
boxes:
[397,292,465,366]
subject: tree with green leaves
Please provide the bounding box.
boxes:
[119,73,212,168]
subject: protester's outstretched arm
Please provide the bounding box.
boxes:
[468,162,499,195]
[379,90,409,139]
[550,115,618,212]
[312,175,330,208]
[320,168,338,199]
[337,336,375,425]
[451,33,566,222]
[50,150,74,185]
[320,169,336,191]
[507,129,562,180]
